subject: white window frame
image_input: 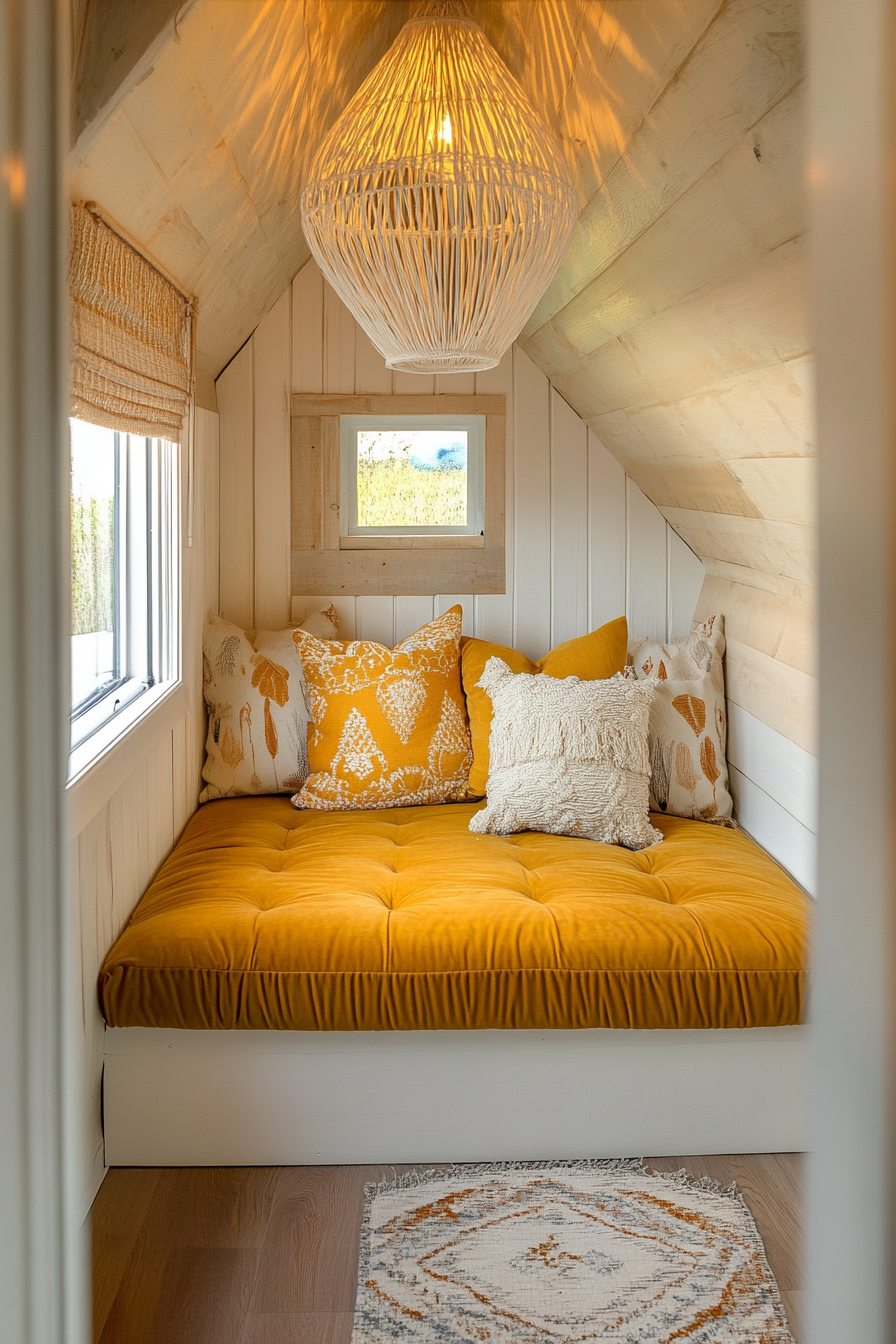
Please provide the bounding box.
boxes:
[68,427,180,780]
[339,413,486,538]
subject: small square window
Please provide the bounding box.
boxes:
[291,392,505,597]
[340,415,485,537]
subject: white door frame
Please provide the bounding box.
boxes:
[0,2,85,1343]
[808,2,896,1341]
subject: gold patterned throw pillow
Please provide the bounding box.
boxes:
[629,615,735,825]
[293,606,472,811]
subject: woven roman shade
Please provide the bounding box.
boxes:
[69,204,193,442]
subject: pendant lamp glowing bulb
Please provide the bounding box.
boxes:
[301,0,577,374]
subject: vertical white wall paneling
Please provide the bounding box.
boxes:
[726,698,818,894]
[76,810,111,1205]
[321,276,360,636]
[323,282,357,394]
[292,595,358,640]
[393,371,435,394]
[431,380,479,635]
[200,409,220,616]
[216,341,255,629]
[666,527,706,641]
[436,594,476,635]
[109,765,145,938]
[171,715,188,838]
[291,264,324,394]
[512,345,552,658]
[727,701,818,832]
[355,324,392,394]
[626,477,669,644]
[253,290,292,630]
[550,390,588,647]
[587,430,627,631]
[195,409,220,805]
[67,836,93,1237]
[729,767,817,895]
[436,372,476,395]
[394,596,435,642]
[150,734,177,877]
[187,411,213,800]
[473,351,515,647]
[355,596,396,646]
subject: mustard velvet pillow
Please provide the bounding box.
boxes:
[292,605,472,811]
[460,615,628,798]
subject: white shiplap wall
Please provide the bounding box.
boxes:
[216,260,705,655]
[67,408,219,1217]
[727,703,817,894]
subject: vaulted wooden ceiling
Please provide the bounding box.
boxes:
[69,0,813,744]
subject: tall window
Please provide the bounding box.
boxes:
[69,418,178,755]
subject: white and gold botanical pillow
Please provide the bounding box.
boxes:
[629,615,734,825]
[200,611,336,802]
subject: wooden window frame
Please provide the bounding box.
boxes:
[291,393,506,597]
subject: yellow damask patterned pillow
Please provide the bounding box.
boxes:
[292,606,472,811]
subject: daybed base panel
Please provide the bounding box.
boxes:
[103,1025,807,1166]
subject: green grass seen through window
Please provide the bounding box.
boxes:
[357,459,466,527]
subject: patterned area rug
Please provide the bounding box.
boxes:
[351,1159,795,1343]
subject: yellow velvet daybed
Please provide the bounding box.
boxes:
[99,796,809,1166]
[99,796,806,1033]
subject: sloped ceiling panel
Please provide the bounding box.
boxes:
[488,0,814,749]
[70,0,414,388]
[69,0,815,749]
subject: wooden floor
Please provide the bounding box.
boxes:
[92,1153,803,1343]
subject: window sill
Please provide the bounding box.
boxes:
[340,534,485,550]
[67,679,190,841]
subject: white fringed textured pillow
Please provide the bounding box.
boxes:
[469,659,661,849]
[629,614,734,826]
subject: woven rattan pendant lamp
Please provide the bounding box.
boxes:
[301,0,577,374]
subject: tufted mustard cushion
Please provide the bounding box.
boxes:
[461,616,629,798]
[99,796,808,1033]
[293,605,472,811]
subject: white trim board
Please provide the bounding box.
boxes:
[730,766,816,896]
[727,701,818,830]
[726,700,817,895]
[102,1025,807,1167]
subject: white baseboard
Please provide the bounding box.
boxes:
[727,702,817,894]
[727,702,817,829]
[103,1026,807,1166]
[730,767,817,895]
